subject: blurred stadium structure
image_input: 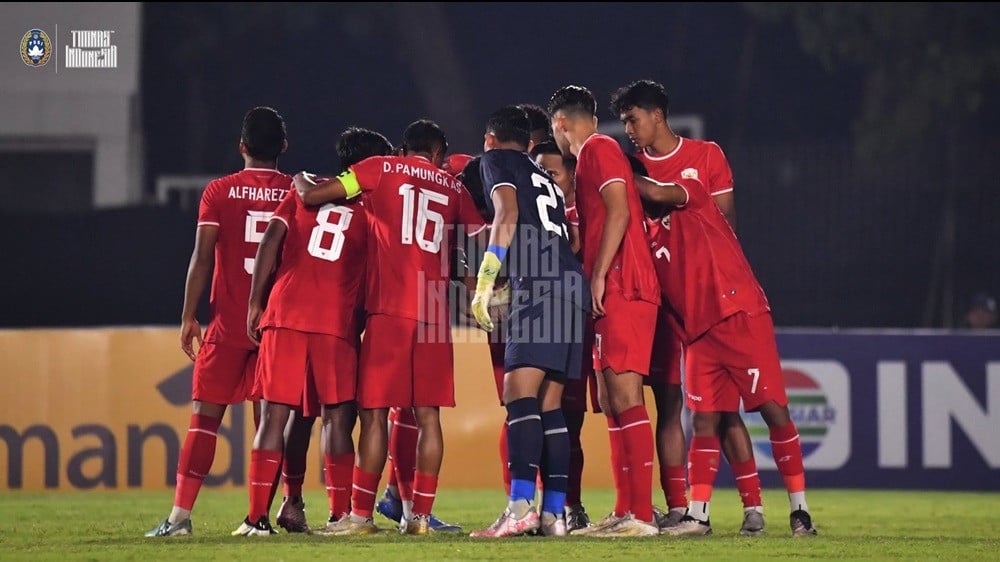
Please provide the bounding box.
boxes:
[1,2,997,330]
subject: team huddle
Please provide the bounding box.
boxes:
[146,80,819,539]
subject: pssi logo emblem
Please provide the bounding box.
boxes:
[741,360,851,470]
[21,28,52,67]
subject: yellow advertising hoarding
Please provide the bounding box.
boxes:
[0,327,628,491]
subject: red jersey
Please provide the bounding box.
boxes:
[637,137,734,196]
[350,155,487,322]
[574,133,659,304]
[260,190,367,339]
[197,168,292,349]
[647,178,768,344]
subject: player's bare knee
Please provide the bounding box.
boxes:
[539,381,564,412]
[691,411,721,436]
[360,407,389,432]
[413,406,441,428]
[191,400,226,419]
[757,401,792,428]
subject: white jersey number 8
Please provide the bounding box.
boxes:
[308,204,354,262]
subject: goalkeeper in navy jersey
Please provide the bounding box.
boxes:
[469,105,590,538]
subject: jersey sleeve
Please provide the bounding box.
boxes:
[349,156,386,193]
[197,181,221,226]
[590,138,632,192]
[458,185,488,237]
[479,152,518,198]
[705,142,734,195]
[270,188,298,228]
[676,178,710,210]
[565,205,580,226]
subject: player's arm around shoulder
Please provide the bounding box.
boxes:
[634,175,691,208]
[294,170,359,206]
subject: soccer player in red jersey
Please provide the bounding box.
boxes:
[634,175,819,537]
[374,152,469,534]
[295,119,487,535]
[548,85,661,537]
[229,127,393,536]
[611,79,764,535]
[145,107,292,538]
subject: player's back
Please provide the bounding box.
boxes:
[651,178,767,343]
[261,191,367,340]
[480,149,587,306]
[352,154,485,323]
[575,133,660,305]
[637,137,733,196]
[198,168,292,348]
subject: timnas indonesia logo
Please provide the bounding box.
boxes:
[0,367,246,490]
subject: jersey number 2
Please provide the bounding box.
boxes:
[531,173,569,240]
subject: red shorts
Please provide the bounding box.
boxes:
[257,327,358,413]
[192,342,258,404]
[684,311,788,413]
[358,314,455,408]
[647,310,682,388]
[592,292,657,376]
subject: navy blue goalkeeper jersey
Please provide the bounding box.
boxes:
[479,149,589,310]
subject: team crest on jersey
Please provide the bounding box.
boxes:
[21,28,52,67]
[680,168,699,180]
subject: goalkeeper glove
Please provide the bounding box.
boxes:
[471,246,505,332]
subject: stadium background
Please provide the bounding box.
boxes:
[1,3,998,494]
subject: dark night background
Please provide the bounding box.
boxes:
[4,2,999,329]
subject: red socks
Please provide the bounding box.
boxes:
[770,422,806,493]
[731,457,762,507]
[350,467,381,519]
[248,448,283,520]
[390,408,419,502]
[324,453,354,517]
[688,435,721,503]
[618,406,654,523]
[661,464,688,510]
[606,416,631,517]
[412,472,439,516]
[499,421,511,496]
[173,414,221,511]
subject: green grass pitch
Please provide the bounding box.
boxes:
[2,488,998,560]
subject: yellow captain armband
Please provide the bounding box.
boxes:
[337,169,362,199]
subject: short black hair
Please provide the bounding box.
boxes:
[241,106,286,161]
[457,156,492,221]
[518,103,551,135]
[486,105,531,148]
[402,118,448,155]
[625,153,649,176]
[548,85,597,118]
[529,139,576,170]
[337,127,393,172]
[610,79,670,117]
